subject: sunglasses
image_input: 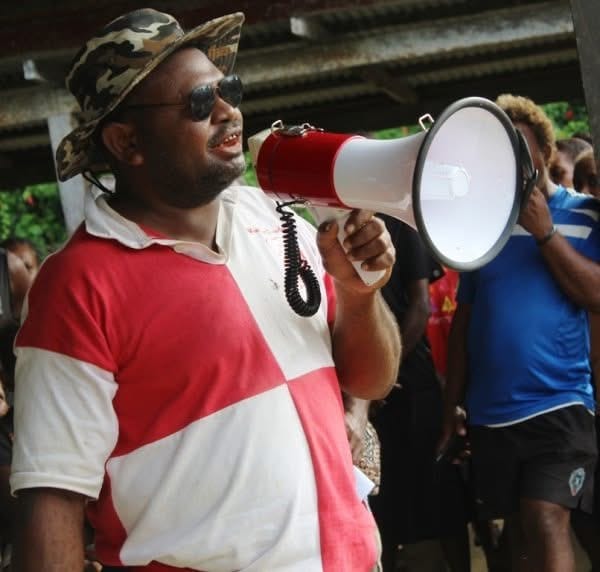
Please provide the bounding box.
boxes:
[122,75,243,122]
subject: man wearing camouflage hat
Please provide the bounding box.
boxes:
[9,8,400,572]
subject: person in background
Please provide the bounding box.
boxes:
[441,94,600,572]
[371,216,470,572]
[0,372,12,571]
[0,239,39,281]
[573,150,600,198]
[10,9,400,571]
[426,266,458,381]
[570,142,600,572]
[0,239,34,571]
[550,137,592,189]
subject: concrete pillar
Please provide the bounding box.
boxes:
[570,0,600,166]
[47,114,87,235]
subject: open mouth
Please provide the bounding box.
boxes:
[219,133,240,147]
[212,131,241,149]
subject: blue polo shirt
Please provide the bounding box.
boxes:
[458,186,600,426]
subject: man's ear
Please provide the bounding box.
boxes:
[101,121,144,167]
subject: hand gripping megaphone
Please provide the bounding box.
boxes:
[248,97,536,317]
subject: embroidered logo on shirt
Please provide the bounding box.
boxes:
[569,467,586,496]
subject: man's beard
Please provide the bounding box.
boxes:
[155,153,246,209]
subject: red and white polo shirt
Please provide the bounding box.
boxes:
[11,185,377,571]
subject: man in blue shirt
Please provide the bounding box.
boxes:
[440,94,600,572]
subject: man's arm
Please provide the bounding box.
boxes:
[317,210,401,400]
[520,187,600,311]
[399,278,430,356]
[438,302,471,452]
[13,488,86,571]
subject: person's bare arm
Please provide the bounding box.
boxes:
[520,187,600,311]
[13,487,86,571]
[317,210,401,400]
[399,278,430,356]
[437,302,471,454]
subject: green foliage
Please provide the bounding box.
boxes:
[541,102,590,140]
[0,183,67,260]
[371,125,420,139]
[243,152,258,187]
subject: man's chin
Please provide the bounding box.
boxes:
[219,155,247,187]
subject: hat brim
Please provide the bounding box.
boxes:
[56,12,245,182]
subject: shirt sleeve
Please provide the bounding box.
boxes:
[10,253,119,499]
[582,220,600,263]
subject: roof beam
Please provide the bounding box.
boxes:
[360,68,418,103]
[238,1,573,86]
[290,16,331,41]
[240,48,577,115]
[0,0,462,57]
[0,87,78,130]
[0,1,574,130]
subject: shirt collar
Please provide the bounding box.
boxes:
[83,186,238,264]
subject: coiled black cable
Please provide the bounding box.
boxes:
[276,201,322,317]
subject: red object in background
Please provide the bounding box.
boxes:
[427,268,459,378]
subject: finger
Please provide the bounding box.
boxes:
[343,216,384,251]
[344,221,394,264]
[344,209,375,236]
[353,244,396,272]
[316,219,341,256]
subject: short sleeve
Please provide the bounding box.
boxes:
[582,221,600,263]
[10,248,119,498]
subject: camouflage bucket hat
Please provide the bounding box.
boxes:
[56,8,245,181]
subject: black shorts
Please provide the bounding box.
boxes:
[469,405,597,520]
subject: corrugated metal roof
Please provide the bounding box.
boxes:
[0,0,587,187]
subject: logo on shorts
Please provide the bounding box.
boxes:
[569,467,586,496]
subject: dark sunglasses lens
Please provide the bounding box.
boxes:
[189,76,243,121]
[218,75,243,108]
[190,84,216,121]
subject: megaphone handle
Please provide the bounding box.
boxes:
[310,206,387,287]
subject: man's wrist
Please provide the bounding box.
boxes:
[536,225,557,247]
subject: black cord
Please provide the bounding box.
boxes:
[276,201,322,317]
[82,170,114,194]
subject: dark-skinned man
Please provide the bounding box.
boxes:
[9,9,400,572]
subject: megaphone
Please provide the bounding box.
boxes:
[248,97,536,316]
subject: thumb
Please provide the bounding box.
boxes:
[316,219,340,253]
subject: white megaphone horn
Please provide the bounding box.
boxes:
[248,97,536,316]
